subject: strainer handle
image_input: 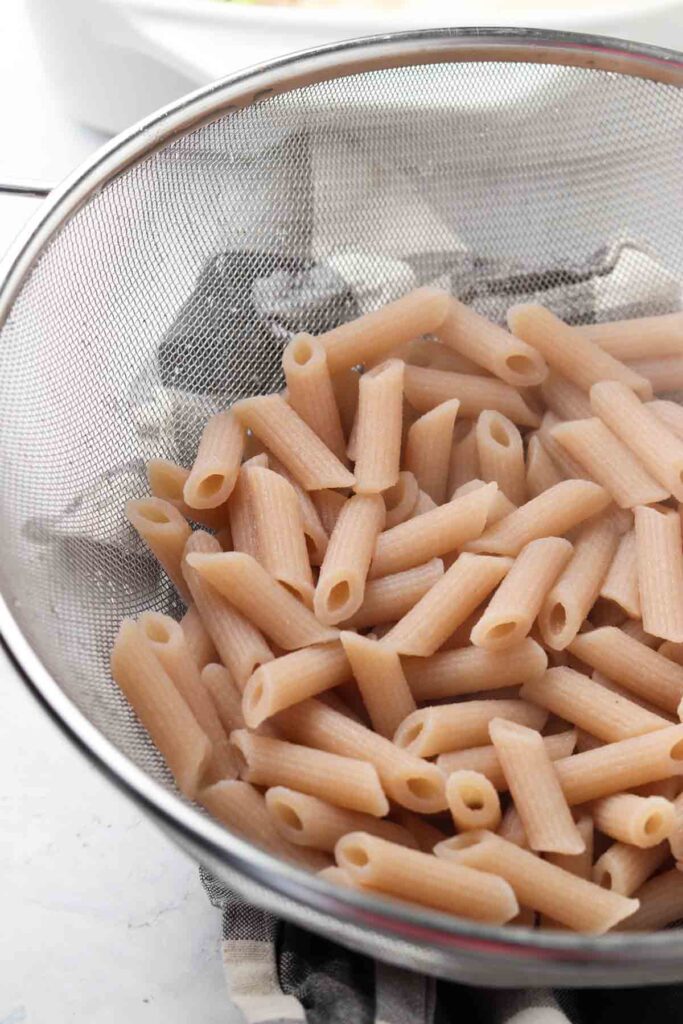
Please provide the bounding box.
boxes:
[0,179,53,198]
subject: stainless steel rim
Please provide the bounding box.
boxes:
[3,26,683,967]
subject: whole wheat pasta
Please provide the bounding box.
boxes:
[276,699,447,814]
[552,725,683,805]
[403,365,540,427]
[619,869,683,930]
[351,359,405,494]
[489,717,584,855]
[383,553,512,657]
[393,699,547,758]
[537,411,592,482]
[538,516,618,650]
[394,810,447,853]
[340,632,416,739]
[319,287,450,374]
[507,303,652,399]
[627,355,683,394]
[125,497,192,603]
[231,729,388,817]
[475,410,527,506]
[282,333,347,462]
[525,435,563,498]
[591,794,675,848]
[436,297,547,387]
[332,367,361,437]
[369,483,497,579]
[635,505,683,642]
[403,638,547,702]
[111,619,211,798]
[146,458,229,530]
[201,663,255,736]
[435,831,638,933]
[199,780,328,871]
[383,471,419,529]
[593,841,670,897]
[242,642,351,728]
[521,668,670,743]
[451,478,516,525]
[342,558,444,630]
[180,604,218,670]
[314,494,385,625]
[471,537,572,651]
[498,805,528,848]
[446,770,502,831]
[590,670,676,722]
[590,380,683,501]
[184,411,245,510]
[539,372,593,421]
[599,529,640,619]
[437,730,576,791]
[139,612,237,783]
[336,832,519,924]
[465,480,611,557]
[405,399,460,504]
[265,787,417,852]
[447,420,480,495]
[402,336,483,375]
[540,815,595,928]
[578,311,683,360]
[186,550,338,651]
[569,627,683,714]
[182,532,273,689]
[267,455,328,566]
[670,791,683,860]
[312,490,347,538]
[233,394,355,491]
[647,398,683,441]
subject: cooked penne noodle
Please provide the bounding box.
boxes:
[352,359,405,494]
[593,841,670,896]
[182,532,273,689]
[600,529,641,619]
[283,333,347,462]
[521,668,670,743]
[233,394,355,491]
[539,516,618,650]
[635,505,683,642]
[186,550,338,651]
[578,312,683,360]
[507,304,652,399]
[446,770,502,831]
[452,478,516,525]
[619,869,683,930]
[405,399,460,504]
[592,793,675,848]
[111,619,211,798]
[146,458,228,530]
[590,380,683,501]
[125,496,192,602]
[315,494,385,625]
[475,410,527,505]
[551,417,669,508]
[471,537,572,650]
[184,411,244,510]
[545,813,594,878]
[627,355,683,394]
[539,372,592,421]
[465,480,611,557]
[332,367,361,437]
[437,730,576,791]
[139,611,237,783]
[412,489,438,516]
[202,663,250,735]
[276,699,447,814]
[383,471,419,529]
[336,832,519,924]
[393,810,447,853]
[447,420,480,495]
[436,298,548,386]
[552,725,683,805]
[537,411,592,482]
[525,434,563,498]
[670,791,683,860]
[590,670,675,722]
[242,641,351,727]
[435,831,638,933]
[401,336,483,375]
[403,637,547,702]
[383,553,512,657]
[312,489,347,537]
[342,558,444,630]
[403,365,540,427]
[265,787,417,852]
[394,699,547,758]
[647,398,683,442]
[231,729,388,817]
[340,632,416,739]
[320,287,450,374]
[569,626,683,714]
[370,483,497,579]
[498,805,528,848]
[267,455,328,566]
[180,604,218,670]
[489,718,584,855]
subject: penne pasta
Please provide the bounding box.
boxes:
[412,489,437,517]
[282,333,347,462]
[352,359,405,494]
[383,471,419,529]
[125,497,192,603]
[539,372,592,421]
[451,477,516,525]
[627,355,683,394]
[670,791,683,860]
[593,841,670,897]
[405,399,460,504]
[267,454,329,566]
[437,730,576,791]
[446,770,502,831]
[146,458,229,530]
[202,663,253,736]
[403,637,547,702]
[537,411,592,482]
[401,335,483,375]
[591,794,675,848]
[619,869,683,930]
[447,420,480,496]
[311,489,347,537]
[403,365,540,427]
[340,632,416,739]
[475,410,527,506]
[242,641,351,728]
[180,604,218,670]
[498,805,528,848]
[647,398,683,442]
[578,312,683,361]
[525,434,563,498]
[318,865,355,887]
[590,670,675,722]
[599,529,640,619]
[315,494,385,625]
[342,558,444,631]
[184,411,244,510]
[635,505,683,642]
[393,699,547,758]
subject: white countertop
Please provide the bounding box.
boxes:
[0,3,239,1020]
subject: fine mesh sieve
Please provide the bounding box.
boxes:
[3,27,683,987]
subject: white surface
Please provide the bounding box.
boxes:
[0,3,238,1021]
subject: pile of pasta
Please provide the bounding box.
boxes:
[113,287,683,934]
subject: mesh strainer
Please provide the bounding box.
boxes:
[3,27,683,988]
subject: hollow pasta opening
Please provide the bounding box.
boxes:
[138,503,170,524]
[400,721,424,747]
[490,420,511,448]
[598,870,612,889]
[343,844,370,867]
[247,681,264,709]
[327,580,351,613]
[274,801,304,832]
[460,787,485,811]
[197,473,226,499]
[505,354,536,377]
[548,602,567,634]
[670,738,683,760]
[292,339,314,366]
[644,811,663,835]
[449,832,483,850]
[406,774,440,799]
[487,621,517,641]
[144,619,170,644]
